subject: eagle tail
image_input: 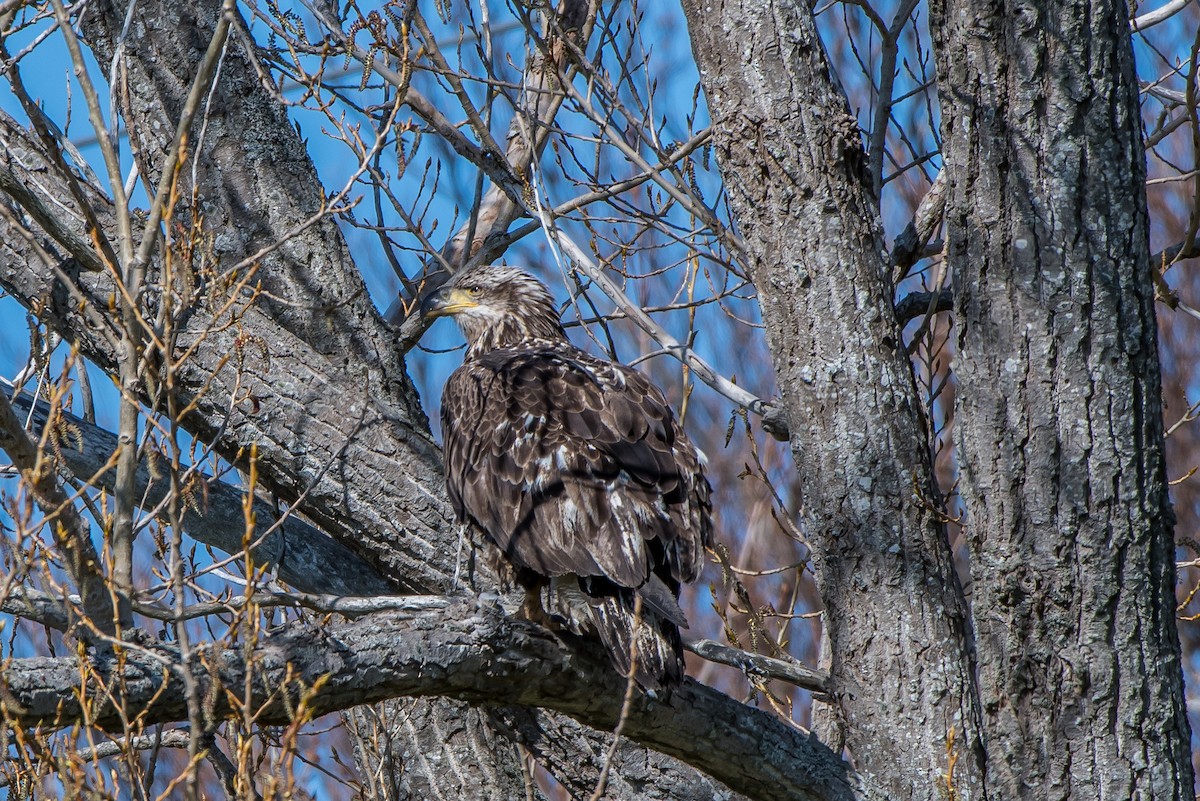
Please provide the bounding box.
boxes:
[587,590,684,695]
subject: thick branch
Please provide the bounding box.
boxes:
[491,706,751,801]
[3,379,391,597]
[0,160,106,274]
[893,290,953,326]
[1,585,72,632]
[684,638,828,692]
[889,170,946,283]
[0,107,456,594]
[1,598,862,801]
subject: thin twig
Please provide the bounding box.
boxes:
[527,188,787,437]
[683,638,829,693]
[0,730,193,789]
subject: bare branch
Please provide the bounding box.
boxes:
[3,378,392,597]
[526,203,789,439]
[382,0,598,320]
[128,0,236,277]
[0,160,106,273]
[1131,0,1193,30]
[491,707,752,801]
[0,584,72,632]
[890,170,946,283]
[894,290,953,325]
[683,638,829,693]
[0,730,193,789]
[1,599,864,801]
[134,592,455,622]
[0,386,116,635]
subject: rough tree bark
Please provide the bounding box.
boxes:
[929,0,1195,796]
[681,2,986,798]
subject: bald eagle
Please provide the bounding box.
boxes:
[419,264,713,691]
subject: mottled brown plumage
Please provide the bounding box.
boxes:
[419,264,712,691]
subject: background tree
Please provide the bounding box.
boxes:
[0,0,1196,799]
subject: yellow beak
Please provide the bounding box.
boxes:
[419,286,479,319]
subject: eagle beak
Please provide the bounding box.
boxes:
[418,286,477,319]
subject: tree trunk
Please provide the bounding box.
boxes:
[929,0,1195,797]
[680,2,986,799]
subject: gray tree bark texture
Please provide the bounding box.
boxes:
[680,2,986,799]
[928,0,1195,797]
[488,706,751,801]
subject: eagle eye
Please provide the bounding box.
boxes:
[464,285,482,297]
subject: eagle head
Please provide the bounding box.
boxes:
[418,265,564,354]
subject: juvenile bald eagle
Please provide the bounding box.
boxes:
[419,264,712,691]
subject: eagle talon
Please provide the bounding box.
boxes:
[520,588,559,629]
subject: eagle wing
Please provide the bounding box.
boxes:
[440,342,711,593]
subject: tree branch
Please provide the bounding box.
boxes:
[3,378,392,597]
[889,169,946,283]
[0,598,863,801]
[0,160,106,273]
[523,202,790,440]
[683,638,829,692]
[0,730,193,789]
[0,386,115,635]
[490,706,752,801]
[893,290,953,326]
[0,585,72,632]
[381,0,599,320]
